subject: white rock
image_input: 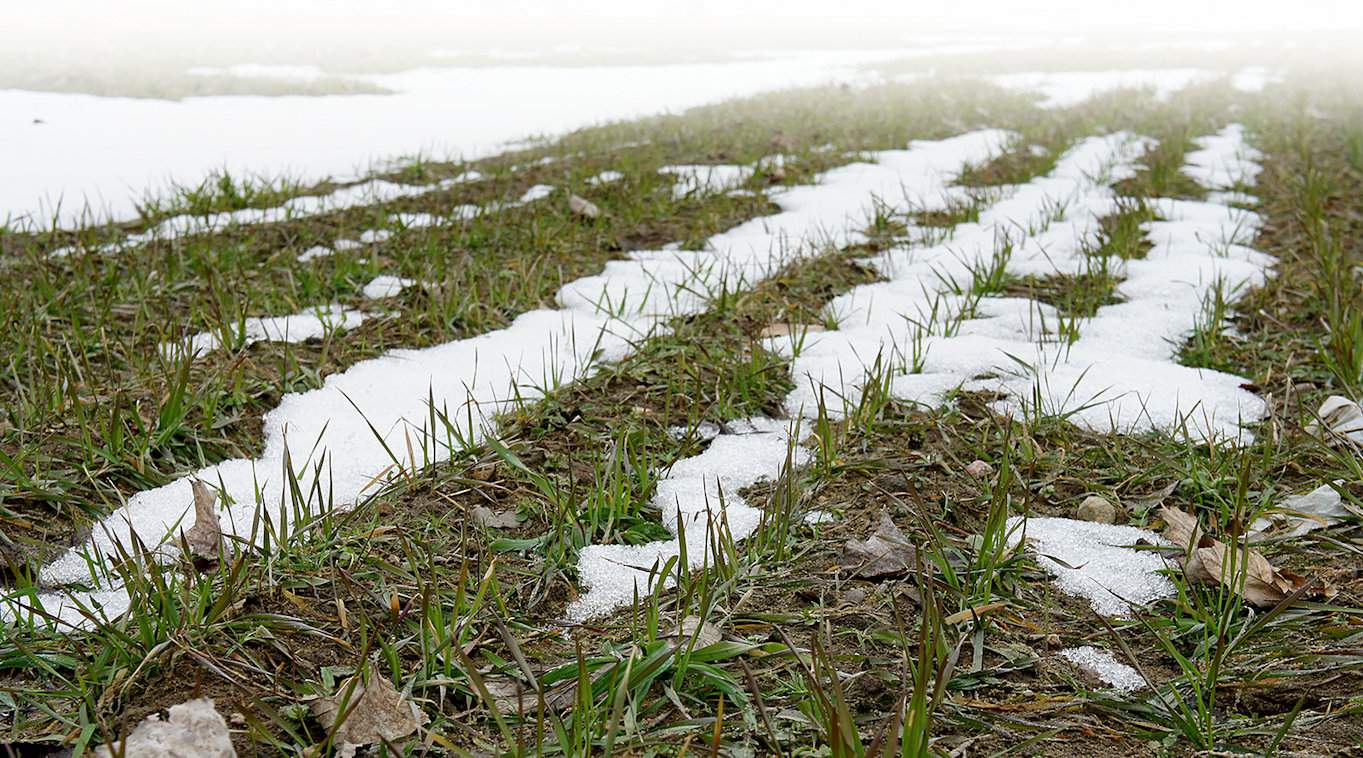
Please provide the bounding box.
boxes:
[96,698,235,758]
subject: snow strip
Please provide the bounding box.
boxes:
[49,172,483,258]
[660,165,755,199]
[571,418,806,621]
[1059,646,1145,692]
[159,305,371,361]
[11,130,1011,627]
[781,126,1268,444]
[1183,124,1262,190]
[1006,516,1174,617]
[568,125,1268,623]
[567,135,1012,621]
[992,69,1213,109]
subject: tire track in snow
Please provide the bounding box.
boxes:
[8,129,1011,627]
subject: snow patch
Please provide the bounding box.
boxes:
[660,164,755,198]
[362,275,416,300]
[1007,516,1175,617]
[160,304,370,360]
[1059,646,1145,692]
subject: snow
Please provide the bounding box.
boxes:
[362,275,416,300]
[46,176,477,258]
[587,170,624,186]
[1183,123,1263,190]
[992,69,1213,108]
[5,53,887,230]
[1007,516,1175,617]
[777,124,1268,445]
[160,304,371,360]
[517,184,556,204]
[10,128,1011,627]
[660,164,756,198]
[1059,646,1145,692]
[569,417,805,621]
[297,245,335,262]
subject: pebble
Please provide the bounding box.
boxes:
[1077,495,1118,524]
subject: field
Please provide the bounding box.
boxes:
[3,61,1363,756]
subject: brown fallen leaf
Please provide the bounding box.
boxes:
[839,512,916,578]
[1159,506,1307,607]
[759,322,825,339]
[471,505,520,529]
[310,673,426,758]
[482,675,578,715]
[568,194,601,219]
[1307,395,1363,445]
[182,479,226,566]
[666,615,723,648]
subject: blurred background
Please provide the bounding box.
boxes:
[6,0,1360,228]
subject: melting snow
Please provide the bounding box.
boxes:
[992,69,1213,108]
[1007,516,1175,617]
[570,417,805,620]
[7,53,885,230]
[778,125,1268,444]
[160,304,371,360]
[587,170,623,186]
[362,275,416,300]
[1183,123,1262,190]
[1059,646,1146,692]
[660,164,756,198]
[13,129,1011,627]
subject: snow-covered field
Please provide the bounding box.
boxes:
[4,39,1278,231]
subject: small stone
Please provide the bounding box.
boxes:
[568,194,601,219]
[1077,495,1118,524]
[964,460,993,478]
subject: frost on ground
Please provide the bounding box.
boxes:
[1006,516,1175,617]
[1059,646,1145,692]
[10,129,1010,626]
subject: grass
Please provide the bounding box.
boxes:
[3,68,1363,756]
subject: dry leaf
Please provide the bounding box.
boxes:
[310,674,426,758]
[182,479,226,566]
[97,698,235,758]
[1159,506,1306,607]
[1248,482,1353,542]
[1307,395,1363,445]
[482,675,577,714]
[666,615,723,648]
[839,512,916,578]
[568,194,601,219]
[759,322,825,338]
[471,505,520,529]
